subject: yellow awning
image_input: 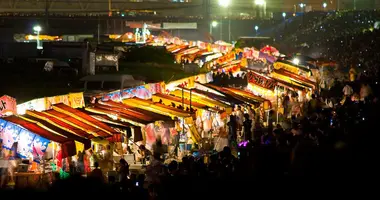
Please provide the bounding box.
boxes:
[170,90,231,113]
[122,98,191,119]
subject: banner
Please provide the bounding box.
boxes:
[247,71,277,91]
[102,82,164,101]
[1,121,21,149]
[17,129,35,158]
[18,93,85,114]
[0,95,17,116]
[0,118,51,161]
[32,135,50,163]
[68,92,85,108]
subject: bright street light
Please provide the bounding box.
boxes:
[292,58,300,65]
[210,21,218,35]
[33,25,41,32]
[254,25,259,31]
[299,3,305,8]
[212,21,218,27]
[218,0,231,7]
[323,2,327,8]
[254,0,265,5]
[282,12,286,18]
[33,25,42,49]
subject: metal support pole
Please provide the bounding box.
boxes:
[276,86,279,124]
[182,87,184,108]
[37,30,40,49]
[97,17,100,44]
[228,18,231,42]
[220,20,223,41]
[45,0,49,30]
[190,89,192,111]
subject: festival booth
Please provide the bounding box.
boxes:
[83,100,176,166]
[273,61,313,80]
[152,93,220,113]
[23,103,118,152]
[202,83,266,106]
[9,93,127,181]
[0,116,76,187]
[170,88,231,113]
[152,93,227,139]
[270,69,316,91]
[246,70,277,102]
[0,94,121,187]
[122,98,201,158]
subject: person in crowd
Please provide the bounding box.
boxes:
[0,143,7,188]
[118,158,129,184]
[6,143,18,187]
[90,162,105,183]
[167,161,178,176]
[227,114,237,147]
[243,113,252,141]
[307,94,320,115]
[138,145,152,165]
[291,99,302,118]
[146,153,165,184]
[342,83,353,97]
[234,105,244,136]
[360,83,372,102]
[349,66,357,82]
[102,145,113,172]
[282,94,290,118]
[87,149,95,171]
[76,151,84,174]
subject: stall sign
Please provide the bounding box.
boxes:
[216,52,235,65]
[0,95,17,116]
[247,71,277,91]
[273,62,300,75]
[165,76,195,92]
[197,41,207,49]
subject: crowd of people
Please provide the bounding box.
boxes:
[280,10,380,81]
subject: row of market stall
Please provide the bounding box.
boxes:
[0,35,324,186]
